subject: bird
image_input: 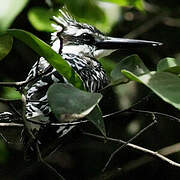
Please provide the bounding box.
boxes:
[0,8,162,159]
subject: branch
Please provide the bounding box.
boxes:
[0,65,51,89]
[102,113,157,172]
[0,107,179,127]
[0,81,27,89]
[103,94,151,118]
[36,142,65,180]
[90,142,180,180]
[0,123,23,127]
[122,142,180,173]
[102,94,180,124]
[162,16,180,28]
[83,132,180,169]
[132,109,180,123]
[0,98,21,103]
[124,13,165,39]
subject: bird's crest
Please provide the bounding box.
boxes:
[51,7,103,36]
[51,7,77,31]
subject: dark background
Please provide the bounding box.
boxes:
[0,0,179,179]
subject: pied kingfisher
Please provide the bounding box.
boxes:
[0,8,162,159]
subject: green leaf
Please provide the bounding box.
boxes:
[122,70,180,110]
[96,2,120,33]
[28,7,58,32]
[48,83,102,121]
[86,105,106,136]
[157,57,180,74]
[0,34,13,60]
[65,0,105,22]
[7,29,84,89]
[1,87,21,100]
[99,57,116,76]
[48,83,105,135]
[110,54,149,85]
[0,0,28,32]
[99,0,144,10]
[63,0,119,33]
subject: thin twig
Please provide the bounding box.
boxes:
[0,132,22,145]
[0,65,52,89]
[0,98,21,103]
[102,114,157,171]
[132,109,180,123]
[83,132,180,168]
[36,142,66,180]
[163,17,180,28]
[8,102,22,118]
[122,142,180,173]
[0,123,23,127]
[51,120,88,126]
[93,143,180,180]
[0,133,13,144]
[124,13,165,39]
[0,107,179,127]
[0,120,88,127]
[0,81,27,88]
[103,94,152,118]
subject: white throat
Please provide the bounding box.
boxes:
[51,38,117,59]
[62,45,94,57]
[62,45,116,59]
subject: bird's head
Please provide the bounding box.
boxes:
[51,8,162,59]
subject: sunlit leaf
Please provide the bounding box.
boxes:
[92,1,120,33]
[110,54,149,85]
[28,7,58,32]
[0,34,13,60]
[122,70,180,110]
[99,0,144,10]
[64,0,105,22]
[0,0,28,32]
[157,57,180,74]
[7,29,84,89]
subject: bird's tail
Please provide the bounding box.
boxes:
[0,112,20,122]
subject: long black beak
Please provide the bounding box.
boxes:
[95,37,163,49]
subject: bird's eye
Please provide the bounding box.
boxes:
[81,33,94,44]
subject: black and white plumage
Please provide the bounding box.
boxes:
[23,10,111,150]
[0,8,162,158]
[24,54,108,132]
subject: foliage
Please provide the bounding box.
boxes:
[0,34,13,60]
[1,87,21,100]
[7,29,84,89]
[5,29,105,134]
[1,31,179,138]
[27,7,59,32]
[110,54,149,85]
[0,0,179,179]
[48,83,106,135]
[120,56,180,110]
[0,0,144,34]
[157,57,180,74]
[99,0,144,10]
[0,0,179,139]
[0,0,28,32]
